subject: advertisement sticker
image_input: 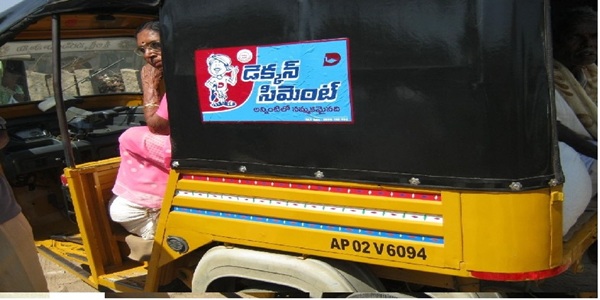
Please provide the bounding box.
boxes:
[195,38,353,123]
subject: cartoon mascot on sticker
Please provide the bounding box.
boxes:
[205,53,239,108]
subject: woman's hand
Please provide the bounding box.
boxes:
[140,64,169,135]
[142,64,162,93]
[141,63,163,105]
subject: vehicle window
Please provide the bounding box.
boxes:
[0,37,145,105]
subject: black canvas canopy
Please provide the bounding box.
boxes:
[161,0,559,191]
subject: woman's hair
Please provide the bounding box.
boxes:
[135,20,160,37]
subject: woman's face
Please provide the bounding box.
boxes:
[136,29,162,70]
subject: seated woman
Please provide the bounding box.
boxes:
[108,117,169,261]
[108,94,169,262]
[109,21,170,247]
[108,104,170,241]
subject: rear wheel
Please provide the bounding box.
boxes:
[207,277,304,296]
[191,245,385,297]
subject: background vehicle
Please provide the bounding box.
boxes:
[0,0,596,297]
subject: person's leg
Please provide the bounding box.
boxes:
[559,142,593,236]
[109,195,159,240]
[0,213,48,292]
[579,154,597,197]
[108,196,157,261]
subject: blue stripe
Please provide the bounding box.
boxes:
[172,206,444,244]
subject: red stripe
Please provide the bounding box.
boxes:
[181,175,441,201]
[470,264,570,281]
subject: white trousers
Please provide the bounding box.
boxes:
[559,142,593,236]
[108,195,160,240]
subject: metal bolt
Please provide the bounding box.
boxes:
[509,182,522,191]
[171,161,180,168]
[548,179,560,187]
[409,177,420,185]
[239,165,247,173]
[314,170,324,179]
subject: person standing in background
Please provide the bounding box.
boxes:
[0,61,26,104]
[0,116,48,292]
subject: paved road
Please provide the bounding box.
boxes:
[39,253,96,293]
[37,253,254,297]
[535,253,597,296]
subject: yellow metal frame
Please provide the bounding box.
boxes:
[145,169,587,290]
[37,158,150,291]
[35,159,595,292]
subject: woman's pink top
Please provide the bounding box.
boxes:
[112,96,171,208]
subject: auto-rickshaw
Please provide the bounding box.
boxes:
[0,0,596,297]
